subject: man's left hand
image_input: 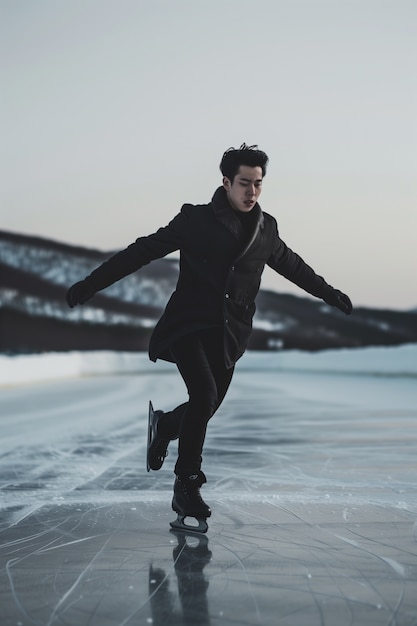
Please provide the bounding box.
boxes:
[326,289,353,315]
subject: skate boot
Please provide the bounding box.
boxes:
[170,471,211,534]
[147,401,170,472]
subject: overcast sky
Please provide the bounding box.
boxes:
[2,0,416,310]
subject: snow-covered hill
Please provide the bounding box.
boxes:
[1,229,416,354]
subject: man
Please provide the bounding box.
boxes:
[66,143,352,532]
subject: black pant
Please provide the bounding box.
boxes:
[160,328,234,477]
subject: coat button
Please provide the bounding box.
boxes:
[225,319,229,324]
[225,293,230,299]
[231,266,235,271]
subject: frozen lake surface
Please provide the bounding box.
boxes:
[1,346,416,625]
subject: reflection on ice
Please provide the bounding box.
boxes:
[1,499,416,625]
[149,532,212,626]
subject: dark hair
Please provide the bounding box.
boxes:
[220,143,269,182]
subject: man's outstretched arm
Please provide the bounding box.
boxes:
[66,210,188,308]
[267,233,352,316]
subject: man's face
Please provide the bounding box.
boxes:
[223,165,263,213]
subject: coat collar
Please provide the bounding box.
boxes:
[211,186,264,241]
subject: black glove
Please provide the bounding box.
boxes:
[66,280,95,308]
[325,289,353,315]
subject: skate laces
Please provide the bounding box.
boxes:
[180,481,204,505]
[153,436,169,460]
[151,411,169,461]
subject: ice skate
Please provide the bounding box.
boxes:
[147,401,170,472]
[170,471,211,534]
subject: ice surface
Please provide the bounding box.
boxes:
[1,499,416,626]
[0,346,416,624]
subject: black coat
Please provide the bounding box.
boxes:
[84,187,338,368]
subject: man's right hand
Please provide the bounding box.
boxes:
[66,281,95,308]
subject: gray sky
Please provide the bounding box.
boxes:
[2,0,416,309]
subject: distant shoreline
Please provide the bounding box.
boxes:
[1,344,416,387]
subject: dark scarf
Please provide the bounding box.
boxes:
[210,186,264,243]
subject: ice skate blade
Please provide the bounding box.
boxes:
[147,400,169,472]
[170,515,208,534]
[146,401,153,472]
